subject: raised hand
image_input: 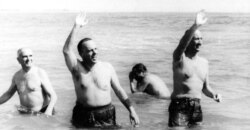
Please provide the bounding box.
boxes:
[195,10,207,26]
[214,93,222,102]
[75,12,88,27]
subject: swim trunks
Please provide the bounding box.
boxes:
[40,105,56,115]
[71,102,118,128]
[17,105,55,115]
[168,98,202,127]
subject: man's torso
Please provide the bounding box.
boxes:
[14,67,46,111]
[72,61,113,107]
[172,55,208,99]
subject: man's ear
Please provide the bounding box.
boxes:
[17,57,21,64]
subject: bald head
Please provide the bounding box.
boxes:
[17,48,33,69]
[185,30,203,54]
[17,48,33,58]
[194,30,202,38]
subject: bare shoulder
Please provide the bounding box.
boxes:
[147,73,164,82]
[98,61,113,69]
[146,73,157,80]
[36,66,48,77]
[197,56,208,65]
[13,69,22,80]
[173,54,185,68]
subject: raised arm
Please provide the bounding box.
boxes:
[39,69,57,116]
[0,76,17,104]
[63,12,88,72]
[173,10,207,62]
[110,64,140,127]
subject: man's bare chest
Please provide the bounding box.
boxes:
[15,75,42,93]
[75,67,112,91]
[176,59,207,81]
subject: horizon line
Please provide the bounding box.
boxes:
[1,9,250,14]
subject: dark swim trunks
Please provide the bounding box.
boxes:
[39,105,56,115]
[168,98,203,127]
[72,102,119,128]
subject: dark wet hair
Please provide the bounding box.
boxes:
[77,38,92,54]
[132,63,147,73]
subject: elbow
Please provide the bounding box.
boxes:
[62,47,69,54]
[49,92,58,104]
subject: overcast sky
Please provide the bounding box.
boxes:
[0,0,250,12]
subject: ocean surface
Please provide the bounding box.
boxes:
[0,12,249,130]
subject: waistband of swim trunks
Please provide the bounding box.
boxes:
[172,98,200,102]
[75,101,113,111]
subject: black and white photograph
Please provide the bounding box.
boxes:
[0,0,249,129]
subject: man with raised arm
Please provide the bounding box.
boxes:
[0,48,57,116]
[169,11,222,127]
[129,63,170,98]
[63,13,139,128]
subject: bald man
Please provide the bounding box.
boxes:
[0,48,57,116]
[63,13,139,128]
[169,11,221,127]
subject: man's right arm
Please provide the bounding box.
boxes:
[63,12,88,72]
[173,10,207,62]
[63,24,79,72]
[173,25,199,61]
[0,77,17,104]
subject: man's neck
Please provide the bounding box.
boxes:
[185,51,198,59]
[82,61,96,71]
[22,66,32,73]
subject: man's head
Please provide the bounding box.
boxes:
[17,48,33,69]
[77,38,98,64]
[131,63,147,81]
[186,30,203,54]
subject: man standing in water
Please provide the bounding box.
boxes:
[169,10,221,127]
[63,13,139,128]
[0,48,57,116]
[129,63,170,98]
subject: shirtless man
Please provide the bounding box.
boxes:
[168,11,222,127]
[129,63,170,98]
[63,13,139,128]
[0,48,57,116]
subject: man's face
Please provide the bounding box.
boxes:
[189,30,203,52]
[134,70,145,81]
[18,49,33,68]
[81,40,98,64]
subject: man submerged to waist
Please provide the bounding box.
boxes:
[63,12,139,128]
[169,10,221,127]
[0,48,57,116]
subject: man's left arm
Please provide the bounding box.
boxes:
[202,66,221,102]
[39,69,58,116]
[110,64,140,127]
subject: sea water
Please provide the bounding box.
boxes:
[0,12,250,130]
